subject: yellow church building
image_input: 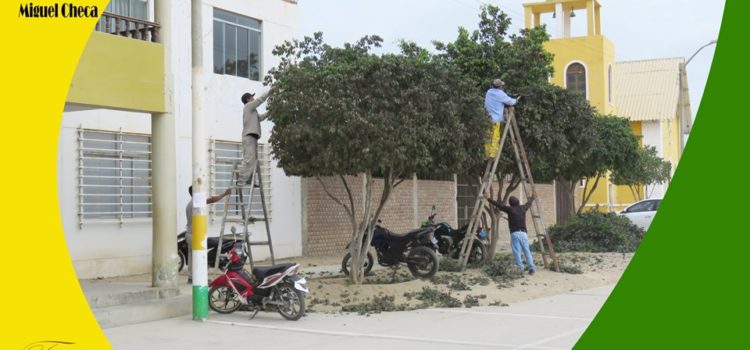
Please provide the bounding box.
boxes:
[523,0,687,216]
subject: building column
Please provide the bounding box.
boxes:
[595,4,602,35]
[524,7,532,29]
[587,0,596,36]
[412,174,419,227]
[555,3,565,37]
[152,0,178,289]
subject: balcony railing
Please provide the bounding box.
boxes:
[95,12,160,43]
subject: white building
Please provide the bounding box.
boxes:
[59,0,301,279]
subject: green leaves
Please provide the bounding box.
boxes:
[265,33,487,181]
[611,146,672,190]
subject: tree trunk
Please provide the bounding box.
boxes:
[487,210,501,260]
[348,170,396,284]
[485,173,519,260]
[555,180,576,224]
[577,174,602,215]
[349,172,373,284]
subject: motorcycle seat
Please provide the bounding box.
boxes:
[206,236,242,247]
[382,227,429,243]
[252,263,296,279]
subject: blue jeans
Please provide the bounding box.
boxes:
[511,231,536,272]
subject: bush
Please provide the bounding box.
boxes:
[549,212,644,252]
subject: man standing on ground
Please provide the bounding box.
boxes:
[239,86,275,185]
[484,191,537,275]
[484,78,521,158]
[185,185,231,283]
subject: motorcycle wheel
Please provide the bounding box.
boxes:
[341,251,374,277]
[407,246,439,279]
[178,251,186,273]
[468,241,487,265]
[275,282,305,321]
[208,285,242,314]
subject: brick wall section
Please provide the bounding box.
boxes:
[303,174,559,257]
[304,176,456,257]
[302,175,363,256]
[417,179,457,228]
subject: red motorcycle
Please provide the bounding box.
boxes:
[208,243,308,320]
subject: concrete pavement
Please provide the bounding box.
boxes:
[103,284,615,350]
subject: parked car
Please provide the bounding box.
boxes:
[619,198,662,231]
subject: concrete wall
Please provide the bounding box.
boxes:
[59,0,299,279]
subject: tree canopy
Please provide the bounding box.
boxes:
[266,33,487,181]
[611,145,672,200]
[264,33,488,283]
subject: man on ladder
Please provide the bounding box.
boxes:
[221,86,276,269]
[239,85,275,186]
[458,78,557,272]
[484,78,521,158]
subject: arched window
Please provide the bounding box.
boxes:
[608,64,613,104]
[566,62,587,96]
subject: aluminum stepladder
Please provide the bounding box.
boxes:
[457,108,559,271]
[213,159,275,270]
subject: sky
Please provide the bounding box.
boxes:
[296,0,725,121]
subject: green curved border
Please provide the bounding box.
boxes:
[574,2,746,348]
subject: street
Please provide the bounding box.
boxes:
[103,285,614,350]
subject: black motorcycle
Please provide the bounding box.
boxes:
[341,216,439,279]
[430,221,488,265]
[177,230,245,272]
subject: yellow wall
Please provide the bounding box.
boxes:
[545,35,616,115]
[67,32,165,113]
[548,35,618,213]
[662,117,681,170]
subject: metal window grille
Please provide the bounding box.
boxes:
[78,128,152,226]
[209,139,272,222]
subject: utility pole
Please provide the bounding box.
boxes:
[679,39,717,155]
[191,0,209,321]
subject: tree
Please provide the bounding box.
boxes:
[432,5,563,259]
[264,33,487,283]
[572,115,640,215]
[611,146,672,201]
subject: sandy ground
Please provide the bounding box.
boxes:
[269,252,633,314]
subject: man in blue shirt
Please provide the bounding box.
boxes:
[484,79,521,158]
[485,78,520,123]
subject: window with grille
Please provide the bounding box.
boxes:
[78,128,152,225]
[209,140,272,221]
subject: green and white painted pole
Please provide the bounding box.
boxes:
[191,0,209,321]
